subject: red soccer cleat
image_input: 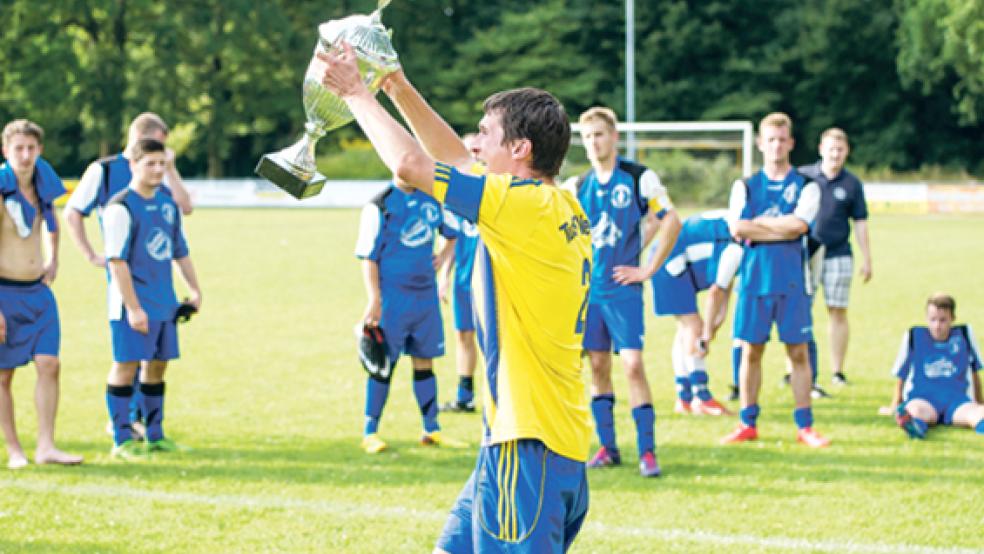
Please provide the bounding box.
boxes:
[673,399,692,414]
[638,451,661,478]
[692,398,732,416]
[796,427,831,448]
[720,424,758,444]
[587,446,622,468]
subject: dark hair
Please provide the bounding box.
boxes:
[927,293,956,317]
[130,138,166,161]
[483,88,571,178]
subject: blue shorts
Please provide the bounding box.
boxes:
[652,267,699,316]
[380,288,444,361]
[110,317,179,362]
[583,297,644,352]
[0,280,59,369]
[734,292,812,344]
[908,392,973,425]
[453,286,475,332]
[436,439,589,553]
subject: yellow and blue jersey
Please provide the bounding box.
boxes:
[432,162,593,462]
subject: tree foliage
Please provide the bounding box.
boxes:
[1,0,982,177]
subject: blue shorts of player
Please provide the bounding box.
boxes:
[437,439,589,553]
[652,266,699,316]
[110,316,179,363]
[734,292,812,344]
[453,285,475,332]
[583,298,644,352]
[908,393,973,425]
[0,279,59,369]
[380,288,444,361]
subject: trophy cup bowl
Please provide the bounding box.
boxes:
[255,3,400,199]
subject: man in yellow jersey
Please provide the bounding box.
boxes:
[319,44,592,553]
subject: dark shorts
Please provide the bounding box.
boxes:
[437,439,589,553]
[110,316,179,362]
[652,266,699,316]
[380,288,445,361]
[583,297,644,353]
[0,280,59,369]
[908,392,973,425]
[734,292,812,344]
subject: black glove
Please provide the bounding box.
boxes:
[174,301,198,323]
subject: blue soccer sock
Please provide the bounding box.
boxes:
[732,342,743,389]
[456,375,474,405]
[106,384,133,445]
[793,406,814,429]
[808,339,819,384]
[689,357,712,401]
[739,404,760,428]
[591,394,618,452]
[975,420,984,434]
[675,376,693,402]
[129,368,143,424]
[140,382,166,442]
[631,404,656,456]
[413,369,440,433]
[364,375,391,435]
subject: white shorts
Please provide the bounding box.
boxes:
[819,255,853,308]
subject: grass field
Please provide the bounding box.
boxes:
[0,209,982,553]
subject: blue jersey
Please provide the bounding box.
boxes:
[574,158,672,302]
[355,185,453,293]
[444,212,479,292]
[893,325,982,402]
[67,153,173,217]
[659,210,739,292]
[102,186,189,321]
[729,169,819,296]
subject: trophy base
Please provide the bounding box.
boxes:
[255,154,327,200]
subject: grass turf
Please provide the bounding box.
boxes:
[0,209,982,553]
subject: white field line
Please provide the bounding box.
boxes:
[1,479,981,554]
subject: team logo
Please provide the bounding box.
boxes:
[421,203,440,225]
[161,203,176,225]
[833,187,847,201]
[950,338,961,355]
[401,217,433,248]
[145,227,173,261]
[591,211,623,248]
[461,219,479,238]
[782,184,798,205]
[924,355,958,379]
[611,184,633,209]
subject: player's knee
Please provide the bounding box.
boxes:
[828,307,848,322]
[0,371,13,389]
[35,357,60,378]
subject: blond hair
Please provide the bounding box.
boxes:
[758,112,792,135]
[2,119,44,148]
[128,112,169,141]
[820,127,848,144]
[579,106,618,131]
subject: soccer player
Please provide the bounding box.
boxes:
[65,112,193,438]
[721,112,831,448]
[567,107,680,478]
[319,44,592,552]
[102,138,202,460]
[798,128,872,387]
[355,178,458,454]
[0,119,83,469]
[887,294,984,439]
[650,210,741,416]
[439,134,480,414]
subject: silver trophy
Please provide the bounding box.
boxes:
[255,0,400,199]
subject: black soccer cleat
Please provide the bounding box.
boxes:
[832,372,849,386]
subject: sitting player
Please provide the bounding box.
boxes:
[355,179,460,454]
[887,293,984,439]
[102,138,202,460]
[650,210,742,416]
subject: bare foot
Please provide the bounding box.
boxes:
[7,452,29,469]
[35,448,83,466]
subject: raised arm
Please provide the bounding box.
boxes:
[319,44,436,196]
[164,148,193,216]
[382,70,472,171]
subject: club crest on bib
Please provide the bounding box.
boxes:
[421,203,440,225]
[782,183,798,205]
[833,187,847,201]
[146,227,173,261]
[611,183,632,209]
[923,355,959,379]
[400,217,433,248]
[161,203,176,225]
